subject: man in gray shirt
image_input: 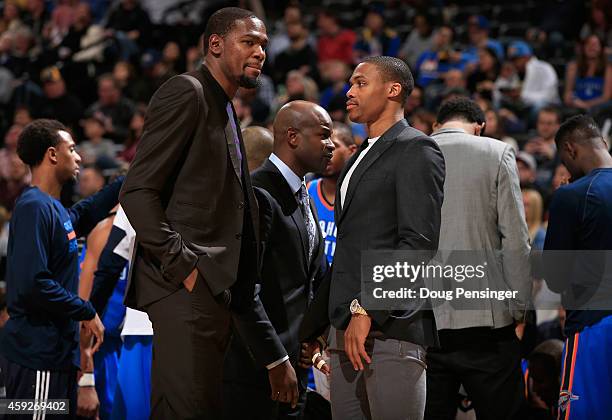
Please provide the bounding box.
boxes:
[426,97,531,419]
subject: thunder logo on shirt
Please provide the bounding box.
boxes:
[64,220,77,253]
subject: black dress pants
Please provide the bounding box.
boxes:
[425,325,526,420]
[147,275,232,420]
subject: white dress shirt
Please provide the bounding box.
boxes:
[340,136,381,208]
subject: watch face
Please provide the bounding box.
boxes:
[350,299,358,313]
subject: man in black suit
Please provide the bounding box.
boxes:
[224,100,334,419]
[119,7,296,419]
[303,56,445,419]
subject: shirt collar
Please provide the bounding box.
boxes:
[431,127,467,136]
[269,153,303,194]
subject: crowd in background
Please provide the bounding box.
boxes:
[0,0,611,289]
[0,0,610,418]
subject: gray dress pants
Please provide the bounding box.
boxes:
[329,329,427,420]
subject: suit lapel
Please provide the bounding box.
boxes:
[338,119,409,225]
[224,104,243,186]
[263,160,310,267]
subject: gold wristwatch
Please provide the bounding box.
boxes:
[350,299,368,316]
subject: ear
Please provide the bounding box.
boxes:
[287,127,299,148]
[47,147,58,165]
[432,122,441,132]
[388,82,402,101]
[474,122,485,136]
[565,141,577,159]
[347,144,358,155]
[208,34,223,56]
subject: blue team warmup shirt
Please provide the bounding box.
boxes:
[544,168,612,335]
[0,180,122,371]
[308,179,336,265]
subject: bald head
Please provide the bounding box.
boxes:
[272,100,334,177]
[273,101,330,148]
[242,126,273,172]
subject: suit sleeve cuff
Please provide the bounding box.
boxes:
[265,355,289,370]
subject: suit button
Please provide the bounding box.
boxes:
[235,233,242,239]
[238,202,244,209]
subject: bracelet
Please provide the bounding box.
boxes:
[78,373,95,387]
[311,352,322,364]
[316,359,327,370]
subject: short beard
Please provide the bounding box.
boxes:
[239,75,259,89]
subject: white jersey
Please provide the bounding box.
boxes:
[113,206,153,337]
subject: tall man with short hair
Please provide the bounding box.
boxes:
[426,97,531,419]
[544,115,612,419]
[0,119,121,417]
[303,56,445,419]
[119,7,295,419]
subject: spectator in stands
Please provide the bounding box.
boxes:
[464,15,504,63]
[580,0,612,48]
[277,70,319,107]
[105,0,151,59]
[467,46,501,102]
[273,18,319,86]
[404,85,424,117]
[266,5,314,66]
[119,105,145,163]
[34,66,83,133]
[524,106,562,188]
[22,0,49,44]
[86,74,135,143]
[0,124,24,181]
[516,151,538,188]
[0,2,23,36]
[13,106,33,127]
[316,10,356,66]
[57,2,94,60]
[78,164,106,199]
[5,25,37,80]
[414,25,468,88]
[161,41,184,74]
[0,153,28,212]
[399,12,433,69]
[410,108,436,135]
[78,113,116,165]
[484,108,519,152]
[319,60,350,110]
[523,188,547,250]
[354,4,401,62]
[232,96,253,129]
[508,41,560,111]
[563,34,612,112]
[425,68,467,110]
[242,126,273,172]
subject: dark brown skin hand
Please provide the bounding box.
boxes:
[268,360,299,408]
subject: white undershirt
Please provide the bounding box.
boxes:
[340,136,381,208]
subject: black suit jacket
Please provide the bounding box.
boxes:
[225,159,329,382]
[120,66,285,367]
[301,119,445,347]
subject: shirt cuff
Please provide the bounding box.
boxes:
[266,355,289,370]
